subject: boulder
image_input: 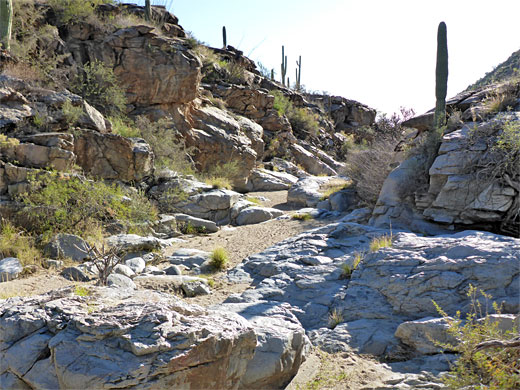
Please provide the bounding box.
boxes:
[106,234,169,253]
[394,317,456,354]
[174,213,218,233]
[43,233,91,262]
[235,206,284,226]
[246,168,298,191]
[217,301,309,390]
[0,257,22,282]
[290,144,337,176]
[74,130,154,183]
[124,257,146,274]
[168,248,211,270]
[287,176,330,207]
[0,287,257,389]
[112,263,135,278]
[107,273,136,290]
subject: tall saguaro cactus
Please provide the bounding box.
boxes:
[434,21,448,131]
[0,0,13,51]
[144,0,151,21]
[281,45,287,87]
[222,26,227,49]
[295,55,301,91]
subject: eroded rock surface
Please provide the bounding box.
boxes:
[0,287,257,390]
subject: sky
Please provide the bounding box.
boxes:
[126,0,520,116]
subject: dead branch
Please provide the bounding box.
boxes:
[474,338,520,353]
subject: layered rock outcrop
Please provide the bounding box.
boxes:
[0,287,257,389]
[372,83,519,236]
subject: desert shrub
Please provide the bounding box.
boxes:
[0,220,41,266]
[292,213,312,221]
[339,252,364,279]
[48,0,113,25]
[369,234,392,252]
[271,89,319,136]
[15,172,157,240]
[0,134,20,148]
[287,106,319,136]
[209,247,228,270]
[202,160,242,189]
[178,221,206,235]
[135,116,196,174]
[433,285,520,389]
[271,90,291,116]
[483,90,518,115]
[342,137,397,205]
[74,285,91,296]
[62,99,84,125]
[71,60,126,116]
[110,116,142,138]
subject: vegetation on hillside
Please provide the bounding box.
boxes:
[468,50,520,90]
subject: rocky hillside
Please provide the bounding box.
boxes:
[0,2,519,390]
[468,49,520,90]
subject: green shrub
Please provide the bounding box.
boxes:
[74,285,91,297]
[71,60,126,116]
[0,220,41,266]
[0,134,19,148]
[270,90,319,136]
[48,0,112,25]
[202,160,242,188]
[210,247,228,270]
[16,172,157,240]
[178,221,206,235]
[433,285,520,389]
[62,99,84,125]
[110,116,141,138]
[135,116,196,174]
[271,90,291,116]
[339,252,364,279]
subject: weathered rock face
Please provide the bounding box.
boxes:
[226,223,519,361]
[290,144,337,176]
[0,287,257,390]
[306,94,376,131]
[372,114,519,235]
[64,24,202,109]
[210,84,274,121]
[74,129,154,182]
[187,106,258,188]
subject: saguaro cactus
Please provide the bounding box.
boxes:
[270,69,274,81]
[144,0,151,21]
[222,26,227,49]
[295,55,301,91]
[434,21,448,130]
[281,45,287,87]
[0,0,13,51]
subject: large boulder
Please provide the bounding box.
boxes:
[0,287,257,389]
[74,129,154,182]
[290,144,337,176]
[246,168,298,191]
[0,257,22,282]
[43,234,91,262]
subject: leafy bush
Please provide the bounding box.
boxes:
[271,89,319,136]
[0,220,41,266]
[202,160,242,189]
[71,60,126,116]
[433,285,520,389]
[110,116,142,138]
[178,221,206,235]
[209,247,228,270]
[16,172,157,240]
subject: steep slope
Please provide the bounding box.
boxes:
[467,49,520,90]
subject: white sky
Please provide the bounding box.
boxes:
[129,0,520,116]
